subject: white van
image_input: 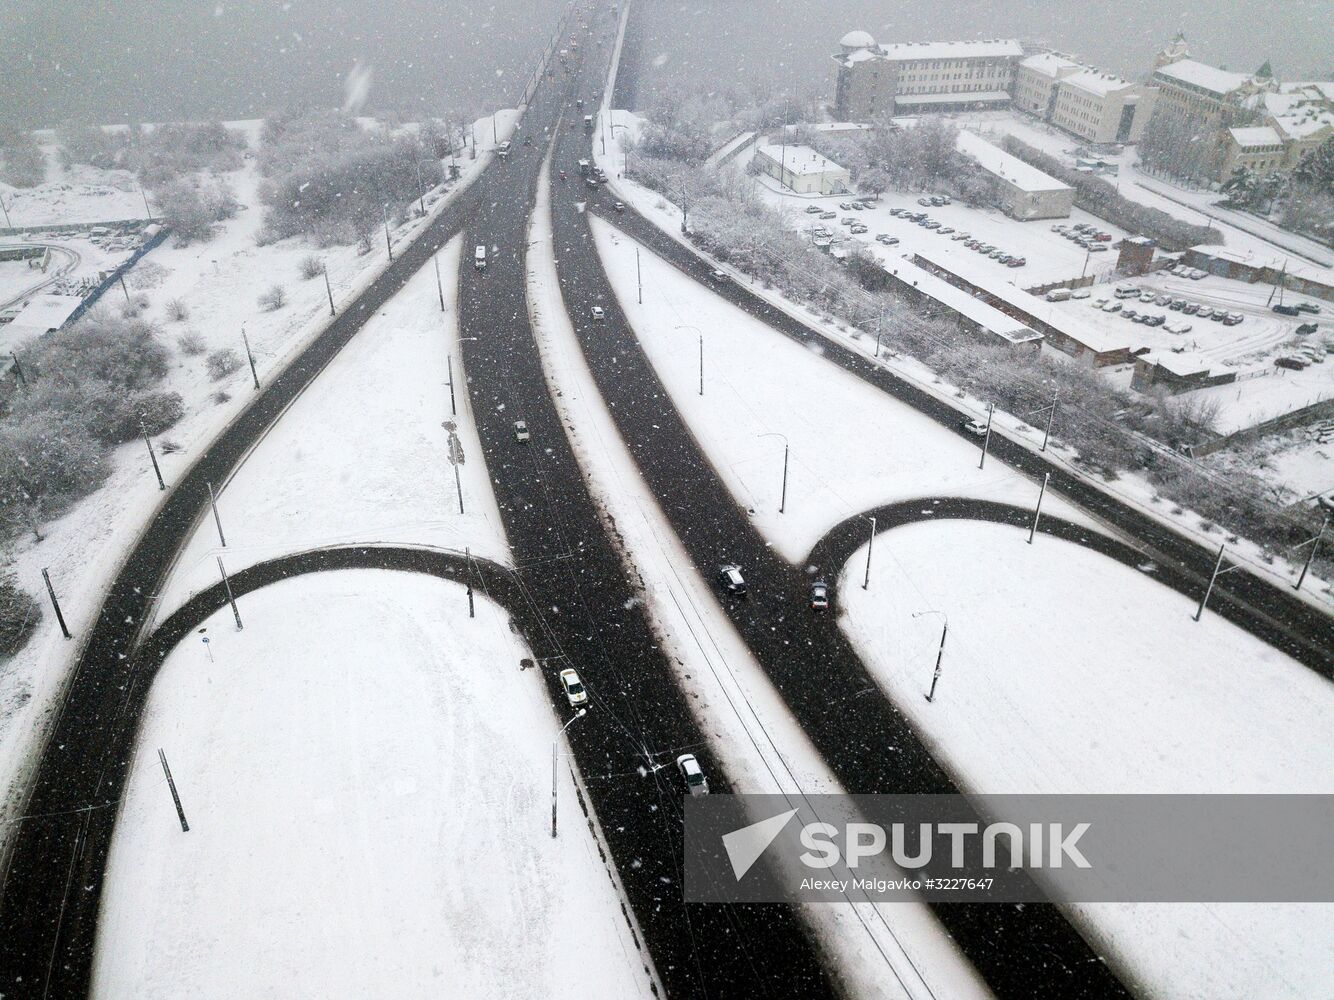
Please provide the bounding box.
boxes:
[1045,288,1072,302]
[1114,283,1139,299]
[474,246,486,271]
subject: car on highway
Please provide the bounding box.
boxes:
[809,580,829,612]
[559,668,588,707]
[710,269,730,282]
[497,140,511,159]
[717,563,747,596]
[613,201,625,212]
[513,420,530,443]
[590,305,606,320]
[961,417,988,436]
[676,754,709,796]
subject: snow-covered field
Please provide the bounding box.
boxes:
[0,110,514,860]
[152,236,510,623]
[838,518,1334,1000]
[91,570,654,1000]
[529,166,992,1000]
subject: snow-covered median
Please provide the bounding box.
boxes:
[153,236,510,622]
[839,518,1334,1000]
[91,570,654,999]
[588,216,1100,563]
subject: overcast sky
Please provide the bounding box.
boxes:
[2,0,1331,128]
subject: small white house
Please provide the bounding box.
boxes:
[752,142,850,195]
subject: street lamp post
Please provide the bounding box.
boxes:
[552,708,587,837]
[759,432,789,514]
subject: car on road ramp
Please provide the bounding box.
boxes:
[810,580,829,612]
[513,420,530,443]
[717,563,747,596]
[591,305,606,320]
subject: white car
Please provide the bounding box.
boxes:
[513,420,530,443]
[559,668,588,707]
[590,305,605,320]
[961,418,988,436]
[676,754,709,796]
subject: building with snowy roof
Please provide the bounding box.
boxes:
[1147,34,1274,128]
[954,130,1074,220]
[1016,51,1157,145]
[1218,126,1287,181]
[833,32,1021,119]
[3,293,83,343]
[752,142,851,195]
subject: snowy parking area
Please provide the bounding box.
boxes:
[838,518,1334,1000]
[153,236,510,622]
[92,571,653,1000]
[589,216,1101,564]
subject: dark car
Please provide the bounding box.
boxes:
[1272,303,1300,316]
[717,564,747,596]
[809,580,829,612]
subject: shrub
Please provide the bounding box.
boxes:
[206,348,243,381]
[0,127,46,188]
[165,299,189,322]
[299,254,324,279]
[212,390,231,405]
[258,284,286,311]
[130,121,246,189]
[0,575,42,657]
[109,390,185,442]
[25,313,169,391]
[0,413,108,536]
[155,177,238,245]
[56,123,130,170]
[176,331,206,355]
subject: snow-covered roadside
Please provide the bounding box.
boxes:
[589,141,1334,605]
[529,165,992,999]
[91,570,656,1000]
[838,519,1334,1000]
[588,217,1101,563]
[151,236,510,624]
[0,110,513,860]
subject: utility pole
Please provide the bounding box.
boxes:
[925,621,947,702]
[140,421,165,490]
[413,160,426,215]
[1193,543,1227,622]
[41,568,71,639]
[206,481,227,547]
[323,261,336,316]
[680,185,689,233]
[779,440,788,514]
[434,253,445,311]
[1042,393,1058,452]
[454,464,465,514]
[10,351,26,387]
[862,516,876,590]
[242,329,259,390]
[119,273,131,303]
[447,355,457,416]
[139,184,153,221]
[1294,515,1327,592]
[978,403,995,470]
[873,316,883,358]
[492,112,498,145]
[636,247,642,304]
[217,556,243,630]
[552,708,586,838]
[382,205,393,260]
[1028,473,1049,544]
[0,193,11,228]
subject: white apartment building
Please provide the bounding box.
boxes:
[834,33,1022,119]
[1016,51,1156,144]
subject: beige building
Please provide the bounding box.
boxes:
[1014,52,1081,118]
[833,32,1022,119]
[1148,35,1269,128]
[752,142,850,195]
[1219,126,1287,181]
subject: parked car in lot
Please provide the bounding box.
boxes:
[1140,290,1157,303]
[1088,244,1108,252]
[839,202,853,211]
[961,417,988,436]
[809,580,829,612]
[1188,269,1206,280]
[513,420,530,443]
[1169,298,1186,310]
[890,207,906,216]
[1296,322,1320,335]
[1091,297,1108,309]
[559,668,588,707]
[937,226,954,235]
[1006,257,1026,267]
[717,563,747,596]
[590,305,605,320]
[1122,307,1138,321]
[820,211,837,220]
[1145,314,1165,326]
[951,232,970,241]
[1275,356,1308,370]
[1165,321,1193,334]
[875,234,899,245]
[917,197,932,206]
[1102,301,1122,313]
[841,217,856,226]
[850,224,868,234]
[676,754,709,796]
[805,205,824,214]
[1295,302,1321,314]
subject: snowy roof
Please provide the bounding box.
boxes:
[754,143,848,177]
[4,293,83,338]
[1019,52,1081,78]
[895,91,1011,106]
[875,39,1022,61]
[1061,69,1138,97]
[1271,108,1334,141]
[955,130,1071,193]
[1228,126,1282,148]
[883,258,1042,345]
[839,29,875,50]
[1153,59,1250,97]
[1281,80,1334,102]
[813,121,874,133]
